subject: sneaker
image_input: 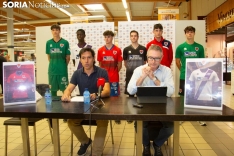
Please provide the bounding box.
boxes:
[153,143,163,156]
[77,138,92,156]
[127,120,133,124]
[115,120,121,124]
[198,121,207,126]
[143,145,151,156]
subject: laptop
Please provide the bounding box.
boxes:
[136,86,167,103]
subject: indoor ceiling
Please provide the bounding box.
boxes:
[0,0,187,51]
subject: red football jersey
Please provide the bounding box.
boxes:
[7,71,32,99]
[146,37,173,68]
[97,45,123,82]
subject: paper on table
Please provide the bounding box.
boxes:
[71,96,84,102]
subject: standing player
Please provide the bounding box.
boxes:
[146,23,173,68]
[71,29,92,70]
[71,29,92,95]
[123,30,147,96]
[97,30,123,124]
[46,24,70,97]
[175,26,206,126]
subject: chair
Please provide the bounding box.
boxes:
[3,118,53,156]
[70,120,114,155]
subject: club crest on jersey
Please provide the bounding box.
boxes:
[17,64,21,68]
[184,48,187,50]
[60,44,64,48]
[50,44,52,47]
[113,50,117,55]
[62,77,66,81]
[128,51,131,53]
[164,42,168,46]
[139,50,143,54]
[195,47,199,51]
[102,51,105,54]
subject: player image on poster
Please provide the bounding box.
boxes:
[3,62,36,105]
[184,58,223,110]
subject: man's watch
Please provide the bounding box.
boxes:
[152,76,158,82]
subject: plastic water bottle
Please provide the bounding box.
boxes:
[83,88,90,104]
[45,88,52,105]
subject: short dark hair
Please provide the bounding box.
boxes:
[130,30,139,36]
[51,24,60,30]
[79,48,96,65]
[153,23,163,30]
[103,30,114,36]
[184,26,195,33]
[76,29,85,35]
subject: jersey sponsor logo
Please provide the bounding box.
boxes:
[195,47,199,51]
[60,44,64,48]
[139,50,143,54]
[184,51,198,57]
[103,56,114,61]
[51,48,62,53]
[129,55,142,60]
[128,51,131,53]
[113,50,117,55]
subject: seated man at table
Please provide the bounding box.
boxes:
[61,48,110,156]
[127,45,174,156]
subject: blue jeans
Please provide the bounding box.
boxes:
[135,121,174,147]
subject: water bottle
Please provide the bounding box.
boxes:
[45,88,52,105]
[83,88,90,104]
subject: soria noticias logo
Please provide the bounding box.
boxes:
[2,1,69,9]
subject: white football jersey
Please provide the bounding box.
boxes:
[189,68,219,101]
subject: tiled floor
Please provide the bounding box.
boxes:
[0,85,234,156]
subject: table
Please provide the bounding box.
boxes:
[1,97,234,156]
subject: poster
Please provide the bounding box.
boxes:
[184,58,223,110]
[3,62,36,106]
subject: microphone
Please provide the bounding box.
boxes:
[97,78,105,99]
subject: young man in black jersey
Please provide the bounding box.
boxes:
[123,30,147,97]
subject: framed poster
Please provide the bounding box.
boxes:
[184,58,223,110]
[3,62,36,106]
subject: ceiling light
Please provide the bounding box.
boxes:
[45,0,72,16]
[77,5,86,12]
[83,4,104,10]
[122,0,128,9]
[126,11,131,21]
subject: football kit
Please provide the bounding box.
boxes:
[146,37,173,68]
[123,45,147,94]
[7,71,32,99]
[71,43,92,70]
[97,45,123,96]
[189,68,219,101]
[46,38,70,91]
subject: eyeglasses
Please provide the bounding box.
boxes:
[147,56,161,62]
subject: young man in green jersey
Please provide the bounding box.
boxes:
[175,26,206,126]
[46,24,70,96]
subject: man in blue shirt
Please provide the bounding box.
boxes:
[127,45,174,156]
[61,48,110,156]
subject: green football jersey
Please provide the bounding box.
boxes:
[175,42,204,80]
[46,38,70,75]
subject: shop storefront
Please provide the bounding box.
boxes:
[206,0,234,82]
